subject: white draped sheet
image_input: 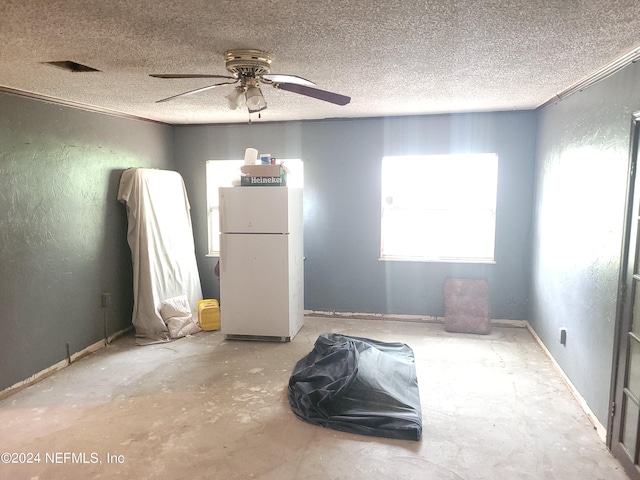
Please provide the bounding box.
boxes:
[118,168,203,344]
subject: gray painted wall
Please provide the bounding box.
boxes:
[531,63,640,425]
[0,92,173,391]
[2,67,631,435]
[174,111,537,320]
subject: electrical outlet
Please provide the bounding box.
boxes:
[101,292,111,308]
[560,328,567,346]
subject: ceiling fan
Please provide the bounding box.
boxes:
[150,49,351,114]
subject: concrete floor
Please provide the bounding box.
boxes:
[0,316,629,480]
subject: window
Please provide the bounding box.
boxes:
[205,159,303,256]
[380,153,498,263]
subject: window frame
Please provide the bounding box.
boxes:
[380,153,498,264]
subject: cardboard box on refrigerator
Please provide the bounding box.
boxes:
[240,164,287,186]
[240,165,284,176]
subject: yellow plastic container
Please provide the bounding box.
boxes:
[198,299,220,331]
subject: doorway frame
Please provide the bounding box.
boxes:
[609,111,640,479]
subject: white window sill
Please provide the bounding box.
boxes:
[378,256,496,264]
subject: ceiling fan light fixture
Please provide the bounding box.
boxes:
[150,48,350,113]
[245,86,267,112]
[225,87,244,110]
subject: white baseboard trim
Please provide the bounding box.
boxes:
[0,326,133,401]
[525,322,607,443]
[304,310,528,329]
[304,309,444,323]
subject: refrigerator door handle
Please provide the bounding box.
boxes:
[219,189,226,235]
[220,233,226,272]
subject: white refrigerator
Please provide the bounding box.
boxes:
[219,186,304,341]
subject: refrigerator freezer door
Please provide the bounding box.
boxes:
[220,233,304,340]
[219,187,302,234]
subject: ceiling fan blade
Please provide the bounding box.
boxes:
[260,74,315,87]
[275,83,351,106]
[156,80,238,103]
[150,74,236,79]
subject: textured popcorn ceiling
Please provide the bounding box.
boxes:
[1,0,640,124]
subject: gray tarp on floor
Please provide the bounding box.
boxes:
[118,168,203,344]
[288,333,422,440]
